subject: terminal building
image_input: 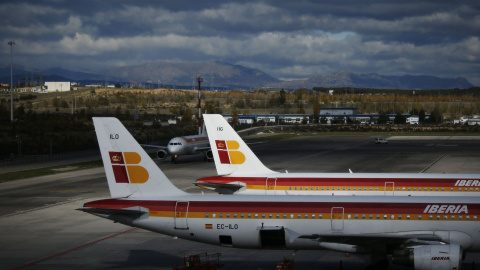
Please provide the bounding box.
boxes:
[222,107,429,125]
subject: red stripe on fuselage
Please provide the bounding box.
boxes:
[84,199,480,215]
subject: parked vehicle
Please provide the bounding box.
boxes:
[374,138,388,144]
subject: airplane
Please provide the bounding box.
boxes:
[195,114,480,196]
[144,121,212,164]
[79,117,480,270]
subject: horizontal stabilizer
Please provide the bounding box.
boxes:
[77,206,149,216]
[194,181,245,194]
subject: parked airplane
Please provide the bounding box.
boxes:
[79,117,480,270]
[145,123,212,164]
[196,114,480,196]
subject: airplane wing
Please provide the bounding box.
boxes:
[140,144,167,150]
[285,228,445,252]
[298,233,442,244]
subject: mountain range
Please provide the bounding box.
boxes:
[0,61,474,90]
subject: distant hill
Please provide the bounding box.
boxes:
[0,64,474,90]
[268,71,474,90]
[106,61,280,89]
[0,66,102,86]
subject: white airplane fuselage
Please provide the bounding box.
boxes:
[156,134,211,163]
[85,194,480,252]
[166,135,209,156]
[198,114,480,197]
[196,172,480,196]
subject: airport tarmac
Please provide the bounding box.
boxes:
[1,135,480,270]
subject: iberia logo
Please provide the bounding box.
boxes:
[215,140,245,164]
[109,152,149,184]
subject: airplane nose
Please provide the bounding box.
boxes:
[168,145,182,155]
[167,145,176,155]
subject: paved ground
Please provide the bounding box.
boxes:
[1,135,480,270]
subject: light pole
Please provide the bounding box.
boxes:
[196,77,203,135]
[8,41,15,122]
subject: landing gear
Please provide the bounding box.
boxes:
[171,155,179,164]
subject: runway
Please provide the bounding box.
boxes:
[1,135,480,270]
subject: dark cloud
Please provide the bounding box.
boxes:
[1,0,479,85]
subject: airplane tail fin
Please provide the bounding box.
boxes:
[93,117,186,198]
[203,114,276,176]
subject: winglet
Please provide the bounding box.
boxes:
[93,117,186,198]
[203,114,276,176]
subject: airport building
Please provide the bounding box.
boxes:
[44,81,71,92]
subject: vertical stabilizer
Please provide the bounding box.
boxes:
[93,117,186,198]
[203,114,276,176]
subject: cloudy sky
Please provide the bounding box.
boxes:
[1,0,479,85]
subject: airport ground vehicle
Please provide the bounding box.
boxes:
[173,253,223,270]
[374,138,388,144]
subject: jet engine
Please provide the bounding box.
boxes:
[205,149,213,160]
[157,150,168,160]
[392,244,462,270]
